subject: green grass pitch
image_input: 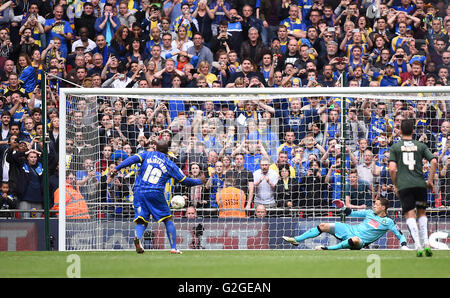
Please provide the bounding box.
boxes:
[1,250,449,278]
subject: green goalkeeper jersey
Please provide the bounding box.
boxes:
[389,139,435,191]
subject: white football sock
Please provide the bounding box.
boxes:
[418,216,429,246]
[406,217,422,250]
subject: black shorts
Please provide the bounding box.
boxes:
[398,187,428,213]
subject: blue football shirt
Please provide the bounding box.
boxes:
[116,151,187,193]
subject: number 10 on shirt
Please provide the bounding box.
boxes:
[142,165,162,184]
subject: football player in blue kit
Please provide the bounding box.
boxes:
[112,140,204,254]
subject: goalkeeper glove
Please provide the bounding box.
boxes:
[343,207,352,216]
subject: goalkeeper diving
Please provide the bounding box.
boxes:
[283,198,409,250]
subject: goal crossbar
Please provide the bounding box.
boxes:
[60,86,450,97]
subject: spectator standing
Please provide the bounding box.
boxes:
[146,44,165,73]
[240,27,266,66]
[317,41,340,72]
[210,20,233,55]
[205,160,225,208]
[17,54,37,96]
[233,140,269,173]
[298,160,328,211]
[277,129,296,160]
[153,59,184,87]
[276,38,301,72]
[76,158,101,201]
[438,50,450,72]
[240,4,263,44]
[356,149,381,187]
[8,91,31,126]
[209,0,231,37]
[163,0,183,24]
[345,107,368,153]
[44,5,74,59]
[0,111,11,143]
[280,4,307,40]
[186,32,214,68]
[192,0,214,45]
[224,8,244,54]
[345,169,373,209]
[226,57,266,87]
[0,133,16,186]
[159,16,176,41]
[0,59,15,83]
[160,32,178,62]
[89,0,103,18]
[196,61,217,86]
[75,2,97,41]
[94,3,121,46]
[270,150,296,178]
[91,34,111,65]
[117,1,137,29]
[253,157,278,208]
[433,120,450,156]
[259,0,283,47]
[171,2,199,39]
[71,27,97,54]
[88,53,105,76]
[10,149,43,219]
[18,13,45,49]
[109,25,132,65]
[275,163,300,210]
[173,25,194,53]
[370,16,395,44]
[0,181,16,216]
[11,27,40,63]
[187,162,207,209]
[144,26,163,59]
[283,97,326,142]
[325,155,348,201]
[362,100,393,146]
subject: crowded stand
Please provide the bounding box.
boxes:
[0,0,449,219]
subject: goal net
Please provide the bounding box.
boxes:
[58,86,450,251]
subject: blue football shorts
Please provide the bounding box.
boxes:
[133,190,172,223]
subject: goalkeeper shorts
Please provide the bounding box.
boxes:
[332,222,365,249]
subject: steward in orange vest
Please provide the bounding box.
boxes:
[52,174,90,219]
[216,176,247,218]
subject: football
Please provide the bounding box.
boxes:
[171,195,186,209]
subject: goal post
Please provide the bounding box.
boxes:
[58,89,66,251]
[58,86,450,251]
